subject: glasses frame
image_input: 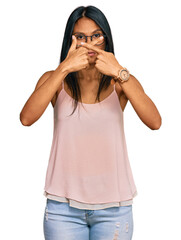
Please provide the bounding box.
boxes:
[72,33,107,46]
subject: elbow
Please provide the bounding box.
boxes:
[19,113,32,126]
[151,116,162,130]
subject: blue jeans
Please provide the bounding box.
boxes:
[43,198,134,240]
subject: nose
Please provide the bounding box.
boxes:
[86,36,92,43]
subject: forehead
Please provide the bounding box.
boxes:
[73,17,102,34]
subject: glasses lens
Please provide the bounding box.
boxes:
[74,33,105,46]
[93,33,105,45]
[74,34,86,42]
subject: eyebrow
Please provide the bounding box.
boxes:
[73,28,102,35]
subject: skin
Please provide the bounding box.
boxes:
[54,17,129,110]
[72,17,106,82]
[30,16,162,130]
[60,17,162,130]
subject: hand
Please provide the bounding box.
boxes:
[62,36,90,73]
[80,41,123,85]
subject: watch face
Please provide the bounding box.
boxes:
[120,69,129,81]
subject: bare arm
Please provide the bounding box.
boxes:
[19,63,68,126]
[19,36,103,126]
[80,40,162,130]
[119,74,162,130]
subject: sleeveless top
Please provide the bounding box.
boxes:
[43,79,138,210]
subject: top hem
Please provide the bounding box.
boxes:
[43,189,138,206]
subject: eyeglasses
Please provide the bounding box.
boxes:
[73,33,106,46]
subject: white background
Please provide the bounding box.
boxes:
[1,0,181,239]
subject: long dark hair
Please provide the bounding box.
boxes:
[59,5,115,116]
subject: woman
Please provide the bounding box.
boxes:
[20,5,162,240]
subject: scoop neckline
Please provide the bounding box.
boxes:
[63,87,115,105]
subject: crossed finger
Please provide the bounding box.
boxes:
[79,37,104,54]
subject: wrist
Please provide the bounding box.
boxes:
[112,65,123,79]
[56,61,70,76]
[113,66,130,84]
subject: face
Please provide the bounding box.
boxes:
[72,17,106,63]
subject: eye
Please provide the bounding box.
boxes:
[76,34,85,40]
[93,33,101,38]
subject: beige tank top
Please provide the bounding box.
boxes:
[43,81,138,210]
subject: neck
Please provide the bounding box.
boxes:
[77,64,101,84]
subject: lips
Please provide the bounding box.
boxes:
[88,51,96,56]
[88,51,96,54]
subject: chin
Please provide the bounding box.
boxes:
[89,55,97,60]
[88,59,96,64]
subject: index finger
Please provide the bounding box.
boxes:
[68,35,77,54]
[80,37,104,53]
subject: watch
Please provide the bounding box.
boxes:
[114,67,130,83]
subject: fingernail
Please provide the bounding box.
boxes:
[100,36,103,39]
[80,42,84,45]
[72,35,75,39]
